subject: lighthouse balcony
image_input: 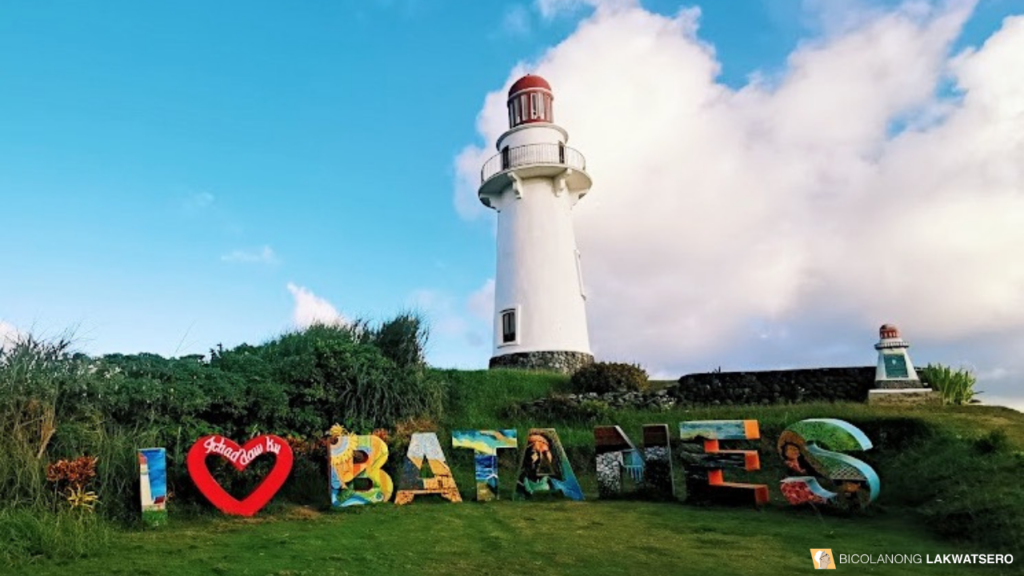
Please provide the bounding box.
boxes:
[478,143,591,204]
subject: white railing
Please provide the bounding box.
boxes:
[481,143,586,183]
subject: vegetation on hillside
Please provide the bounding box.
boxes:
[1,325,1022,568]
[0,316,443,562]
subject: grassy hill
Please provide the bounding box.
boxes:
[3,334,1022,574]
[436,370,1024,547]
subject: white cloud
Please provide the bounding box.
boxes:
[535,0,639,19]
[286,283,347,328]
[408,289,478,344]
[454,1,1024,406]
[502,4,532,36]
[400,283,499,368]
[467,279,495,323]
[0,320,21,349]
[222,246,279,265]
[182,191,215,211]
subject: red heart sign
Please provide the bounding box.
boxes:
[187,434,293,517]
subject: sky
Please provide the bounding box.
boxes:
[1,0,1022,410]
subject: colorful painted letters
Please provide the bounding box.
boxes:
[514,429,584,501]
[452,429,518,501]
[178,416,881,514]
[329,426,394,507]
[187,434,293,517]
[594,426,644,497]
[678,420,770,506]
[138,447,167,527]
[394,432,462,505]
[778,419,880,510]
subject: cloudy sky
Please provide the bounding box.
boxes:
[1,0,1022,409]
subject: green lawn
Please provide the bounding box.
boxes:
[19,502,1020,576]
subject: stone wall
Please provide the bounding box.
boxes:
[507,366,934,415]
[673,366,889,406]
[489,351,594,374]
[515,389,678,414]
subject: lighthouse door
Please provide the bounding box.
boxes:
[501,146,510,171]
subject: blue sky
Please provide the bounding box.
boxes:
[2,1,1023,406]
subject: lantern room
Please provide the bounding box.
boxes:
[507,74,553,128]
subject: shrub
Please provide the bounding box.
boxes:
[368,312,428,370]
[571,362,650,394]
[919,363,979,405]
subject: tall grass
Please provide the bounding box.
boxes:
[0,335,86,510]
[920,363,979,405]
[0,335,119,563]
[0,508,113,564]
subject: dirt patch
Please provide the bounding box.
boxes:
[283,506,322,521]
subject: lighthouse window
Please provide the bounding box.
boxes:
[508,105,515,127]
[500,308,517,344]
[529,93,540,119]
[513,98,521,125]
[538,96,546,121]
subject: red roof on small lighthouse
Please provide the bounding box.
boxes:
[879,324,900,339]
[509,74,552,96]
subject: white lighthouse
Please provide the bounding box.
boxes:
[478,74,594,374]
[873,324,921,388]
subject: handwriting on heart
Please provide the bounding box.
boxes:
[187,434,293,517]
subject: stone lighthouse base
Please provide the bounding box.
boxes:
[867,388,941,406]
[489,351,594,375]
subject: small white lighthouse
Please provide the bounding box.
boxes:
[478,74,594,373]
[874,324,921,388]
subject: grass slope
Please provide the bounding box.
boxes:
[441,369,1024,444]
[19,503,1018,576]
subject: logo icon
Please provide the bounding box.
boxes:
[810,549,836,570]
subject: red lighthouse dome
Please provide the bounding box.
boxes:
[879,324,900,340]
[506,74,554,128]
[508,74,552,96]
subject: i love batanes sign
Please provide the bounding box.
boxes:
[184,418,880,517]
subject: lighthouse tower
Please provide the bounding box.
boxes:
[479,74,594,374]
[873,324,921,388]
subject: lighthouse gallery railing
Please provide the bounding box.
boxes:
[481,143,587,184]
